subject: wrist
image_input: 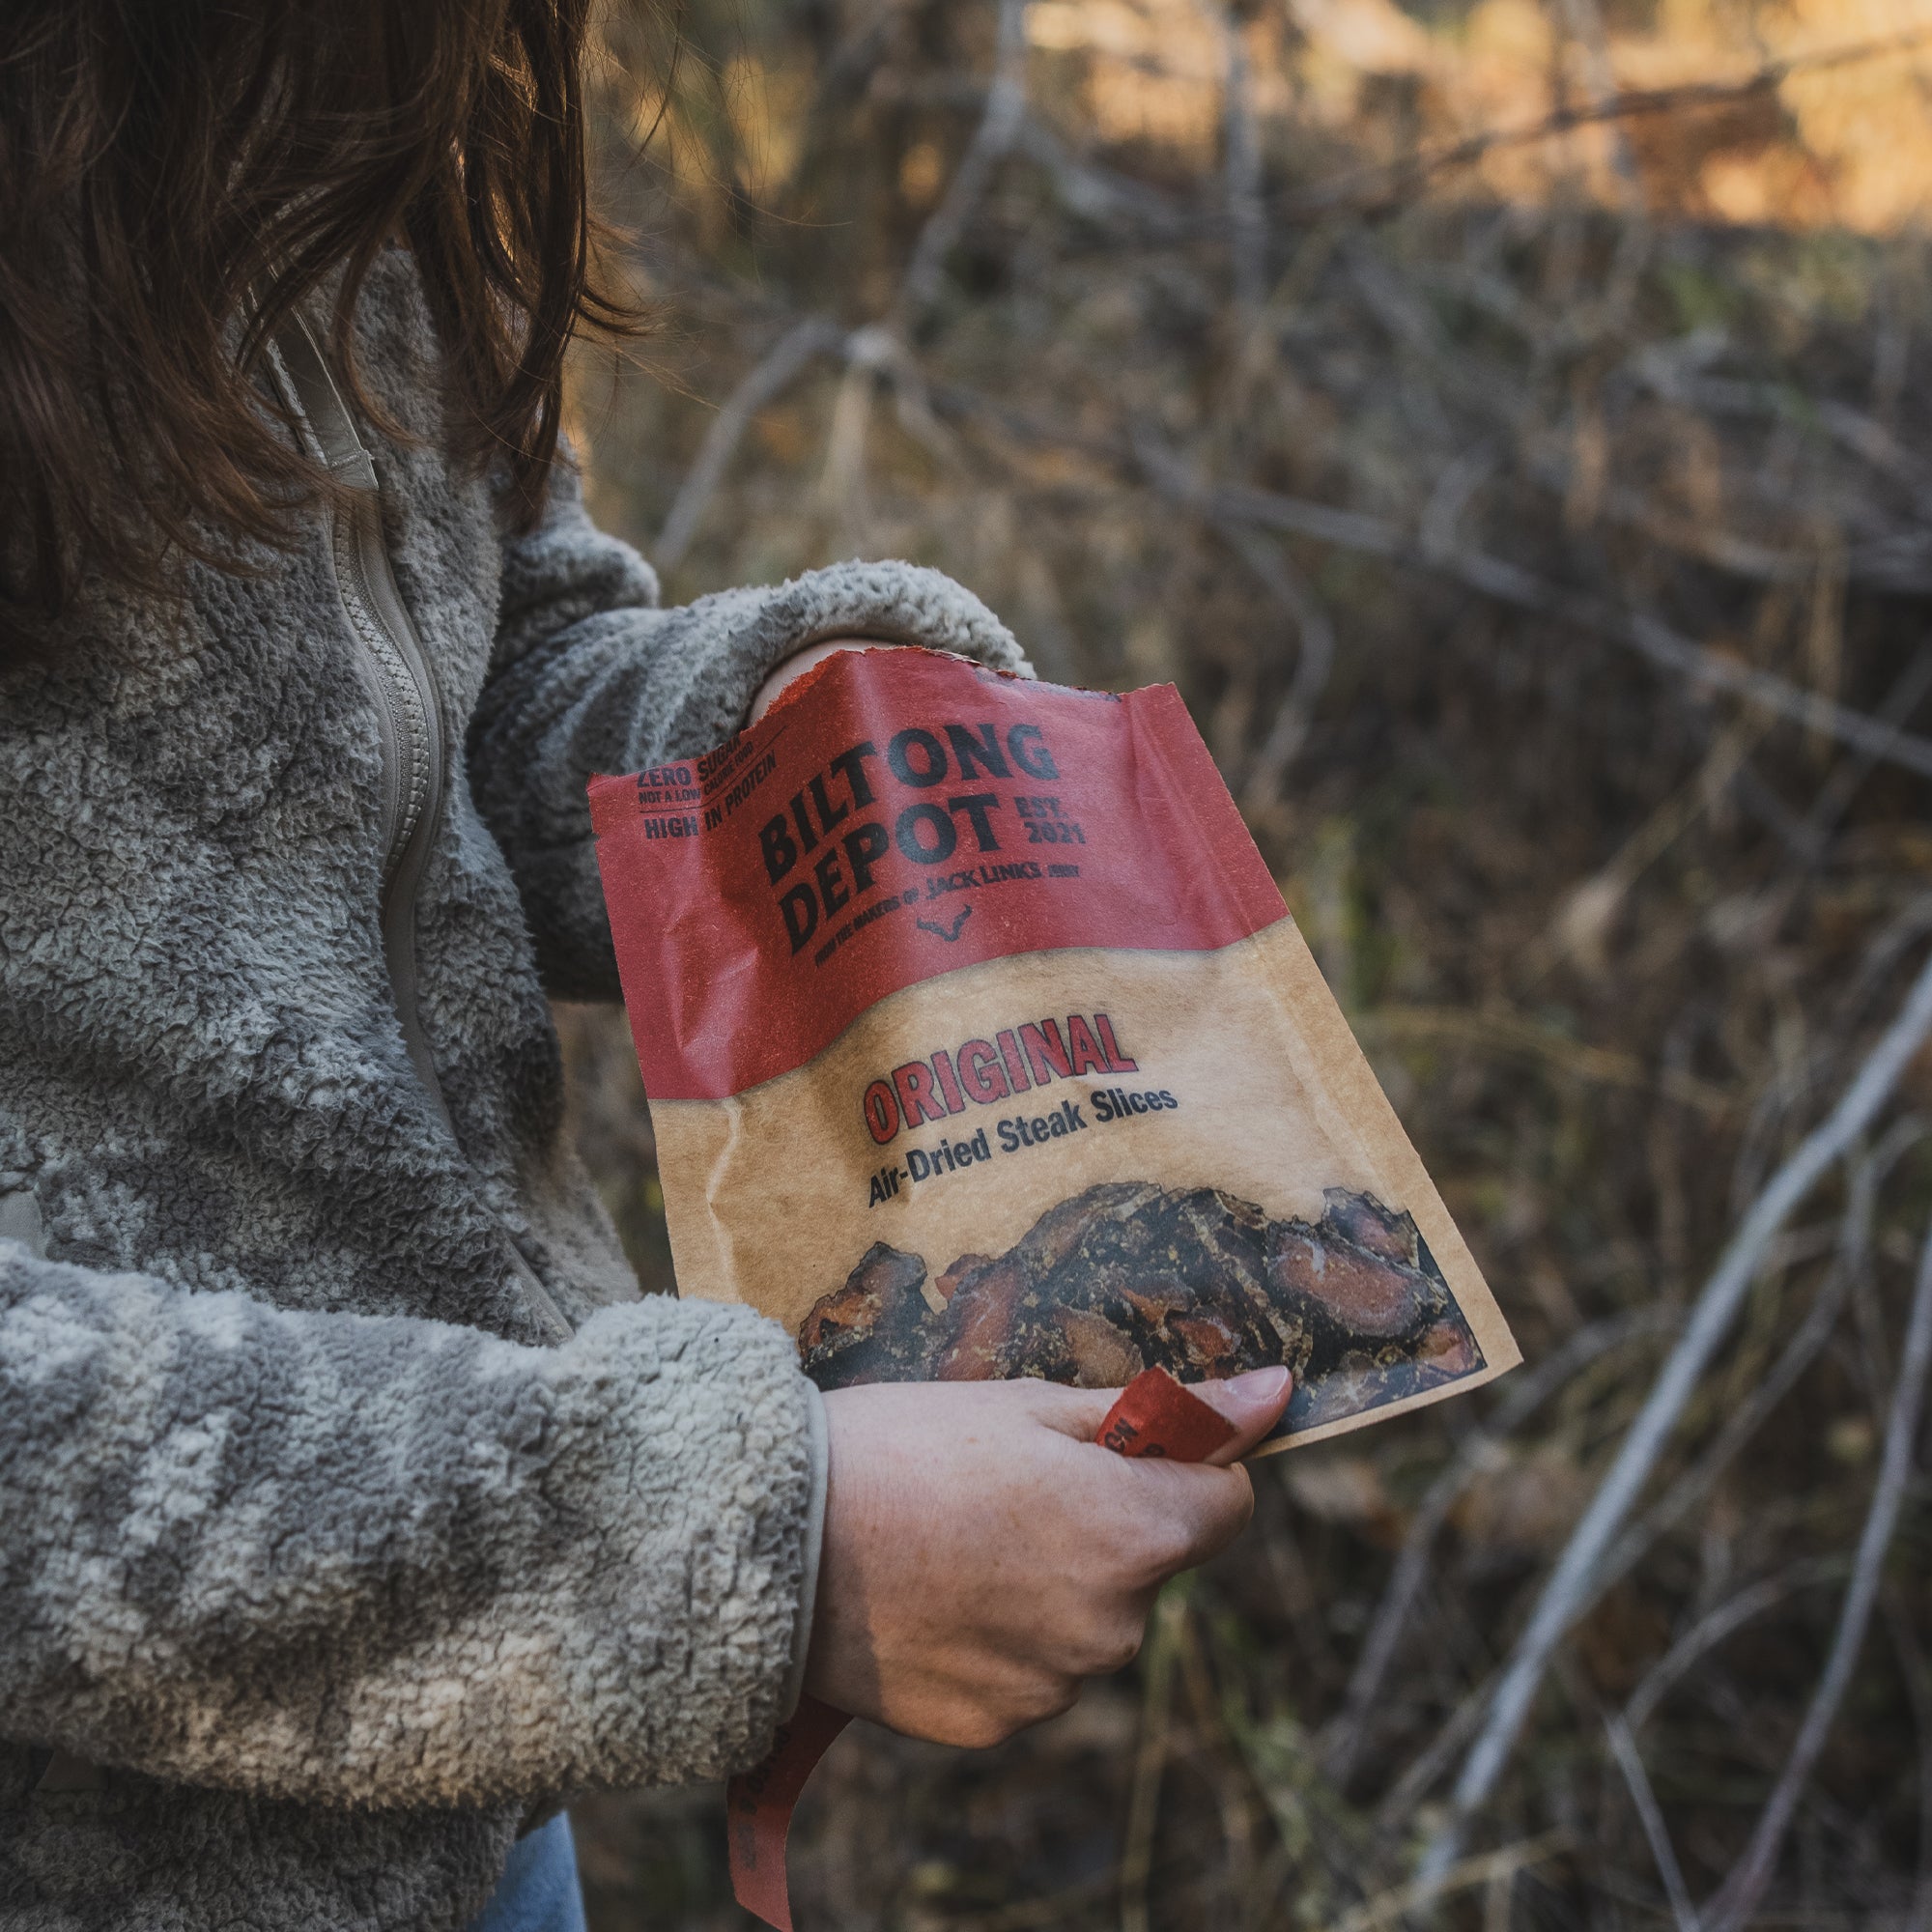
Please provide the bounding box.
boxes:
[779,1379,831,1719]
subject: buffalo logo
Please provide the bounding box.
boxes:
[916,905,973,943]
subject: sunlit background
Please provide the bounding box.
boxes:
[558,3,1932,1924]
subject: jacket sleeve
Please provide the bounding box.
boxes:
[468,455,1030,999]
[0,1233,819,1807]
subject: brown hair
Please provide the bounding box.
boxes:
[0,0,636,658]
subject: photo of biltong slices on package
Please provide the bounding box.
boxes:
[590,651,1519,1453]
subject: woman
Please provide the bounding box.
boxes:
[0,5,1291,1928]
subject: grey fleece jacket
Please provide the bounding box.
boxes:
[0,251,1024,1931]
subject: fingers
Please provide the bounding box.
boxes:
[1078,1458,1253,1594]
[1142,1463,1256,1575]
[813,1372,1270,1753]
[1192,1365,1293,1464]
[748,639,908,723]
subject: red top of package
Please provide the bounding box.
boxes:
[589,652,1288,1099]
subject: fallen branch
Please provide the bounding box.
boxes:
[1321,1307,1672,1786]
[1704,1208,1932,1928]
[1412,939,1932,1889]
[1591,1124,1918,1600]
[1605,1713,1701,1932]
[1623,1557,1840,1735]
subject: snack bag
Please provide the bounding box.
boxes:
[589,651,1517,1452]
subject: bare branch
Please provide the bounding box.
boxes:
[1623,1558,1839,1736]
[656,317,844,566]
[1205,476,1932,782]
[1224,528,1335,812]
[943,379,1932,782]
[1800,646,1932,849]
[1548,0,1647,211]
[1592,1123,1920,1600]
[1218,5,1266,319]
[1015,115,1192,239]
[1705,1209,1932,1928]
[1321,1308,1673,1786]
[899,0,1031,327]
[1329,1833,1570,1932]
[1120,1585,1186,1932]
[1280,27,1932,221]
[1605,1713,1700,1932]
[1414,940,1932,1889]
[1882,1587,1932,1932]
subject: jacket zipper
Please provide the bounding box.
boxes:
[268,317,573,1346]
[332,505,431,889]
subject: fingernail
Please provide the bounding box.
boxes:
[1224,1366,1292,1402]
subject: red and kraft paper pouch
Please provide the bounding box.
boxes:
[589,651,1517,1453]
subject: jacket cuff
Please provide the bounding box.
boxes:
[660,558,1033,760]
[496,1296,825,1791]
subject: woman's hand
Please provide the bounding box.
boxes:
[749,639,899,725]
[804,1368,1292,1747]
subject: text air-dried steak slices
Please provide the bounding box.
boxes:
[590,651,1517,1452]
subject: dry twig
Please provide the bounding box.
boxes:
[1121,1584,1187,1932]
[1280,27,1932,221]
[1321,1307,1672,1786]
[1604,1712,1701,1932]
[1204,476,1932,782]
[1591,1123,1919,1599]
[899,0,1032,327]
[1415,941,1932,1889]
[1332,1832,1569,1932]
[1705,1210,1932,1928]
[656,316,844,565]
[1623,1557,1840,1736]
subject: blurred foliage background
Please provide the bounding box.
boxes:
[556,1,1932,1924]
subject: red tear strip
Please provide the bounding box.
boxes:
[1096,1366,1239,1462]
[724,1368,1234,1930]
[725,1693,852,1932]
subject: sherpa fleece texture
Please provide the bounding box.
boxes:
[0,250,1026,1932]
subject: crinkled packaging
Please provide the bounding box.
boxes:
[590,651,1518,1453]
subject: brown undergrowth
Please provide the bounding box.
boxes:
[556,3,1932,1924]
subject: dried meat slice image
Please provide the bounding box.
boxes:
[931,1182,1306,1388]
[795,1183,1487,1435]
[1266,1189,1484,1430]
[797,1242,938,1388]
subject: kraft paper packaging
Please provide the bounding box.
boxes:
[590,651,1518,1454]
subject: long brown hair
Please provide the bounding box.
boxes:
[0,0,636,659]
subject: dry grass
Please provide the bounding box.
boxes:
[557,2,1932,1924]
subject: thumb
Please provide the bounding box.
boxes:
[1192,1366,1293,1464]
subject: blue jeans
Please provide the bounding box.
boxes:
[466,1813,587,1932]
